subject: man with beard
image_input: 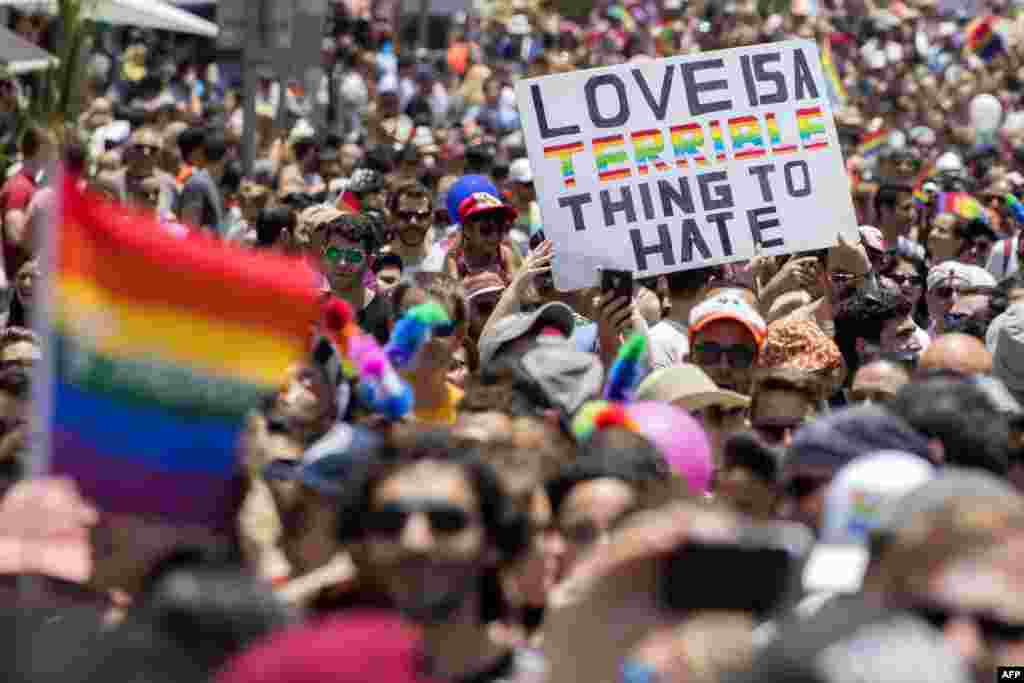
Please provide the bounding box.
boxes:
[338,426,534,683]
[383,181,446,278]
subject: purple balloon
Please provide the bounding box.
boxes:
[626,402,713,495]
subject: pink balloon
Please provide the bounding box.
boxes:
[625,402,713,495]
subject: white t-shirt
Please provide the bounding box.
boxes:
[647,319,690,371]
[986,235,1020,282]
[402,243,448,279]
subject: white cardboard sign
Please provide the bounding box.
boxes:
[515,40,858,291]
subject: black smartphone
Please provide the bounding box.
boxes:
[600,268,634,302]
[660,524,811,617]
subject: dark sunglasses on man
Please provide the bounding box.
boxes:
[692,341,757,369]
[912,602,1024,644]
[362,499,473,537]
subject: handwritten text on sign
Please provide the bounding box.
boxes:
[516,40,858,291]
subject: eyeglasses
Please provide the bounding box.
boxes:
[885,273,924,288]
[323,245,365,266]
[363,500,473,538]
[913,603,1024,643]
[692,342,757,369]
[131,144,161,155]
[398,209,431,223]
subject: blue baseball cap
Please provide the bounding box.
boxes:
[446,175,517,226]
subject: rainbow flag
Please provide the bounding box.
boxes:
[821,37,847,107]
[938,192,985,221]
[857,129,888,160]
[48,176,321,533]
[964,16,1005,63]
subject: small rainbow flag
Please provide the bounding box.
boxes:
[857,129,888,160]
[938,192,985,221]
[48,175,321,533]
[821,36,847,107]
[964,15,1005,63]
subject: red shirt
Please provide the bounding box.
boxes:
[0,169,36,215]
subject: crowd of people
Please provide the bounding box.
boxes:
[2,0,1024,682]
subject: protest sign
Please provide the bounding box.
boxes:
[515,40,858,291]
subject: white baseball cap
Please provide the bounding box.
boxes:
[803,451,934,595]
[509,158,533,184]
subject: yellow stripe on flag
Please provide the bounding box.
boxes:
[57,276,303,388]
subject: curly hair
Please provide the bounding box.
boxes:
[314,213,378,255]
[336,425,528,564]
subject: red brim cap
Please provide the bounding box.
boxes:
[458,192,518,224]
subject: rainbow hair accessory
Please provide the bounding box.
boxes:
[1006,194,1024,225]
[604,334,647,402]
[571,400,640,442]
[385,302,452,369]
[348,332,414,421]
[320,297,414,421]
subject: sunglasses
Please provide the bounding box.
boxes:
[323,245,365,266]
[829,271,864,286]
[782,474,830,500]
[894,157,923,171]
[913,604,1024,643]
[692,342,757,369]
[932,286,964,300]
[754,419,805,445]
[133,190,161,203]
[692,405,747,426]
[846,388,896,404]
[885,273,924,288]
[467,214,510,238]
[363,500,473,537]
[398,209,431,223]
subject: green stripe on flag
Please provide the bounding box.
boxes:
[54,334,271,421]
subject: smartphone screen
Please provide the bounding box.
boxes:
[660,542,795,616]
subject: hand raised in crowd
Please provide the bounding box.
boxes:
[594,289,640,357]
[779,256,821,291]
[512,238,554,299]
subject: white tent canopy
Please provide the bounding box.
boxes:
[0,0,219,37]
[0,25,57,73]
